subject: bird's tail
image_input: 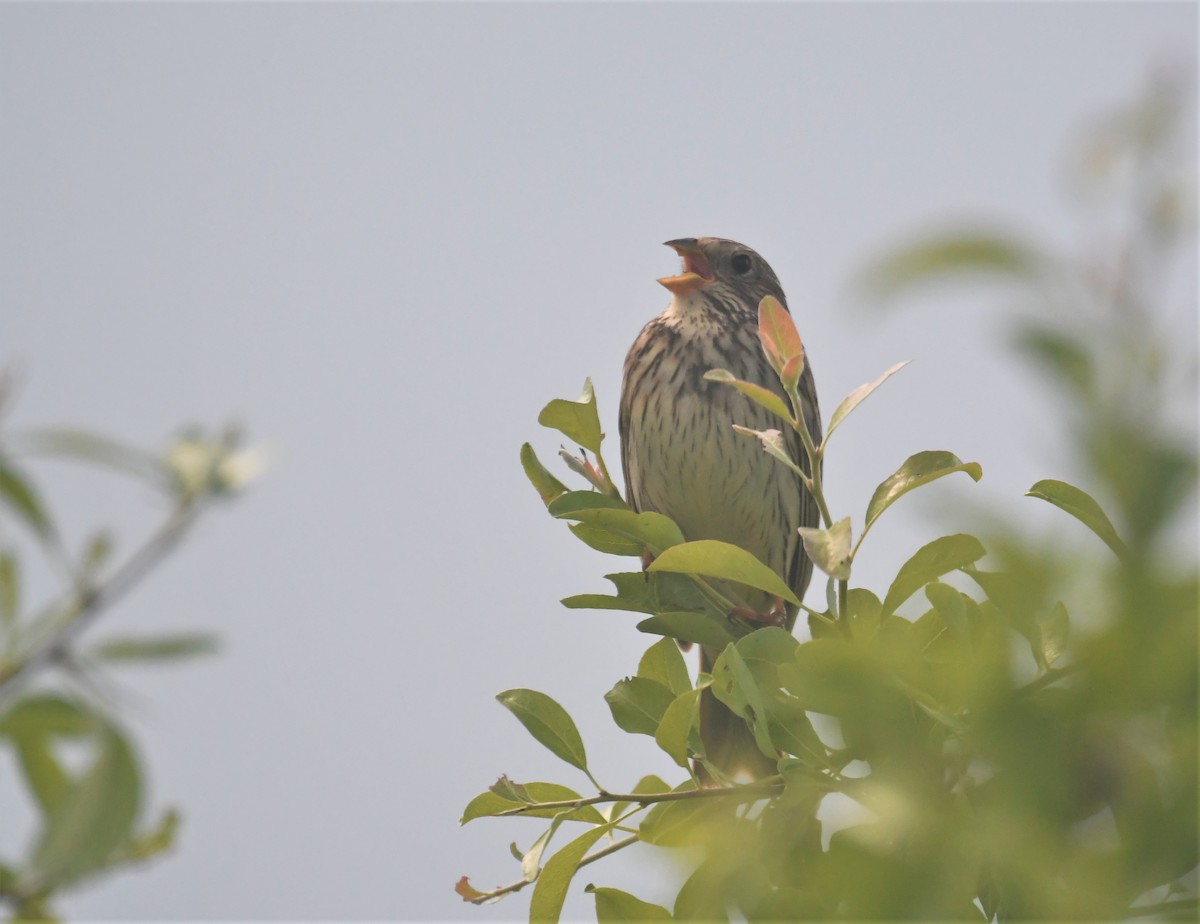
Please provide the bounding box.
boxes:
[696,645,778,783]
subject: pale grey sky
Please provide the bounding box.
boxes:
[2,2,1195,921]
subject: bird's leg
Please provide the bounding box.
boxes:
[641,547,655,572]
[728,596,788,630]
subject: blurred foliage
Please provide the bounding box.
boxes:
[0,392,260,921]
[461,75,1196,921]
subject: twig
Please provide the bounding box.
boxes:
[498,778,783,817]
[0,497,205,697]
[461,834,639,905]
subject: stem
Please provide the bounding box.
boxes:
[0,497,205,696]
[461,834,639,906]
[498,778,783,817]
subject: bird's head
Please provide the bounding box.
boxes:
[658,237,787,322]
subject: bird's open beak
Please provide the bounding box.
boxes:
[658,239,714,293]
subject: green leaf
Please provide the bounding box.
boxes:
[33,722,142,887]
[12,733,72,818]
[538,379,604,454]
[0,461,52,539]
[637,637,692,696]
[654,688,702,768]
[881,534,987,617]
[112,808,180,863]
[647,540,800,606]
[588,886,673,922]
[604,678,676,736]
[862,451,983,542]
[924,581,971,641]
[460,782,605,824]
[547,491,628,517]
[0,551,17,631]
[797,517,853,580]
[709,644,777,759]
[636,612,737,649]
[1026,478,1128,560]
[825,361,911,443]
[704,370,793,423]
[1037,601,1070,668]
[562,572,658,614]
[557,509,684,556]
[0,694,94,739]
[859,231,1046,299]
[567,523,643,557]
[496,690,589,775]
[87,633,219,664]
[521,443,569,506]
[639,786,731,847]
[522,811,571,882]
[12,428,169,485]
[490,774,534,803]
[758,295,805,386]
[528,824,612,923]
[732,426,805,477]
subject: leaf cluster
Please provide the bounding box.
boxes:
[0,403,259,919]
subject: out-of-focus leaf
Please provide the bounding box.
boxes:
[0,551,17,631]
[862,452,983,542]
[520,443,569,506]
[825,361,912,442]
[496,690,589,775]
[556,509,684,556]
[87,633,219,664]
[648,540,800,606]
[11,428,168,486]
[732,427,805,477]
[528,824,612,923]
[460,782,604,825]
[112,808,180,864]
[655,688,702,768]
[704,370,793,423]
[0,460,52,539]
[798,517,853,580]
[637,637,691,696]
[1037,601,1070,668]
[636,612,737,649]
[0,694,94,739]
[605,677,676,736]
[640,786,732,847]
[33,722,142,886]
[881,534,987,617]
[1026,478,1128,560]
[12,733,72,818]
[859,231,1046,299]
[758,296,805,388]
[538,379,604,454]
[1013,326,1095,397]
[925,581,971,641]
[587,885,673,922]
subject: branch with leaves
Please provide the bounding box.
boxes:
[0,405,262,920]
[461,75,1196,923]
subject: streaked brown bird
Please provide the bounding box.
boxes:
[619,237,821,780]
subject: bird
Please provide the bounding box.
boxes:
[619,237,821,781]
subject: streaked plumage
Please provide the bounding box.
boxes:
[619,237,821,779]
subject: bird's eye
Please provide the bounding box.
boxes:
[731,253,753,275]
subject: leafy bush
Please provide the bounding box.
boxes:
[459,76,1196,921]
[0,405,259,921]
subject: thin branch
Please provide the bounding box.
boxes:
[1016,660,1082,699]
[498,778,783,818]
[461,835,639,906]
[0,497,205,697]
